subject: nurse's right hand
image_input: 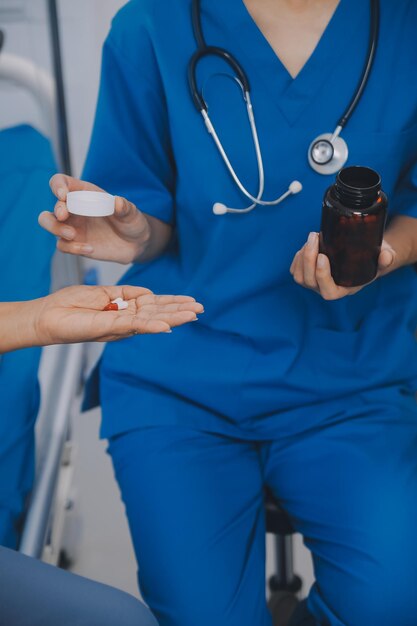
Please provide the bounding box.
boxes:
[38,174,172,264]
[290,231,396,300]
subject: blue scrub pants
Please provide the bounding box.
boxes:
[0,547,157,626]
[108,393,417,626]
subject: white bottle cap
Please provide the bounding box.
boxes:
[67,191,115,217]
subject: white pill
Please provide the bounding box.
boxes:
[111,298,129,310]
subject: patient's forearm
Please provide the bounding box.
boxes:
[0,300,42,353]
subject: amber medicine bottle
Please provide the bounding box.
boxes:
[320,166,388,287]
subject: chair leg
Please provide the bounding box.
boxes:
[269,535,303,594]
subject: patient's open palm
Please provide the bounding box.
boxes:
[36,285,204,345]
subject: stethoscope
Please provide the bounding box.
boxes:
[188,0,380,215]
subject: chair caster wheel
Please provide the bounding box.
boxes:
[269,574,303,594]
[58,549,73,570]
[268,590,299,626]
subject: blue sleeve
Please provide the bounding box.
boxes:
[83,7,175,224]
[392,155,417,221]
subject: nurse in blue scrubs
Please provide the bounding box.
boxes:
[40,1,417,625]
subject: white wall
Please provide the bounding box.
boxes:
[0,0,124,174]
[57,0,126,175]
[0,1,53,134]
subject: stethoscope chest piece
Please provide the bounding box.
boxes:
[308,133,349,175]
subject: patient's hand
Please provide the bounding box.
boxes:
[33,285,203,346]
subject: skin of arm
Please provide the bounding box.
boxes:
[0,285,203,354]
[139,214,173,263]
[290,216,417,300]
[0,299,38,353]
[383,216,417,270]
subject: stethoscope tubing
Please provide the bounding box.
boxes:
[337,0,379,129]
[188,45,250,112]
[188,0,380,212]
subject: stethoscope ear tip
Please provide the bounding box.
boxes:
[289,181,303,194]
[213,202,228,215]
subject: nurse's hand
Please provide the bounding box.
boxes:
[33,285,204,346]
[38,175,172,264]
[290,232,396,300]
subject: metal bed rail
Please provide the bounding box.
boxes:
[3,0,83,561]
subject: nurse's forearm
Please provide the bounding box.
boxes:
[384,216,417,272]
[0,300,40,353]
[133,213,173,263]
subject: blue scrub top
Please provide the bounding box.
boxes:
[0,125,55,406]
[83,0,417,439]
[0,125,56,546]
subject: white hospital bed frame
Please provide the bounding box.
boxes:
[0,1,84,562]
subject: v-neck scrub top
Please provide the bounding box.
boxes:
[83,0,417,439]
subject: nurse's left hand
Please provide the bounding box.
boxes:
[34,285,204,346]
[290,232,397,300]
